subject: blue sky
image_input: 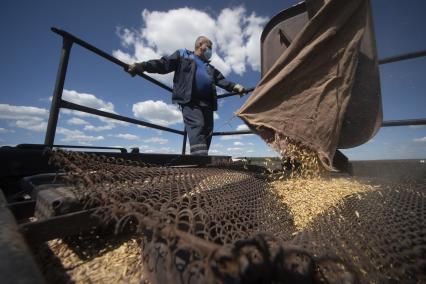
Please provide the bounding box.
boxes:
[0,0,425,159]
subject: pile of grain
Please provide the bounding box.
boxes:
[271,177,376,230]
[268,137,378,230]
[35,236,144,284]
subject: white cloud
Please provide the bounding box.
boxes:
[220,135,243,140]
[0,128,14,134]
[84,124,115,132]
[114,26,175,86]
[116,133,139,140]
[0,104,48,120]
[67,117,89,125]
[113,6,267,82]
[413,137,426,143]
[216,7,247,75]
[132,100,182,126]
[236,124,250,131]
[143,136,168,144]
[15,118,47,132]
[57,127,104,145]
[140,146,176,154]
[220,124,253,140]
[62,90,114,112]
[142,8,215,54]
[158,147,176,154]
[243,12,266,71]
[61,89,128,129]
[234,141,244,146]
[0,94,123,136]
[227,147,243,151]
[218,98,226,108]
[0,103,49,132]
[214,112,220,120]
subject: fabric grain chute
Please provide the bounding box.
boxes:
[236,0,382,170]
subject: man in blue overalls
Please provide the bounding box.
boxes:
[125,36,245,155]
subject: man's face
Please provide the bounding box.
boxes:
[198,41,212,60]
[200,41,212,52]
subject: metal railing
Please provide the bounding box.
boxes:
[45,27,426,155]
[45,27,255,155]
[17,143,128,153]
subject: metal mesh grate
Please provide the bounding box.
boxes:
[45,150,425,283]
[289,186,425,282]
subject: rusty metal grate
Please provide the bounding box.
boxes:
[36,150,425,283]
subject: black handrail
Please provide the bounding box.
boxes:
[381,118,426,127]
[217,88,255,99]
[215,117,426,137]
[51,27,255,98]
[378,49,426,65]
[46,28,188,152]
[17,143,128,153]
[60,100,185,135]
[51,28,174,93]
[213,130,253,136]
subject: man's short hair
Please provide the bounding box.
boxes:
[195,36,212,49]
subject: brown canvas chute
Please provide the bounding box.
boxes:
[236,0,382,170]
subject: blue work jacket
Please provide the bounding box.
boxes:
[141,49,236,111]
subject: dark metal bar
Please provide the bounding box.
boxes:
[182,129,187,155]
[382,118,426,127]
[44,37,73,146]
[349,159,426,182]
[7,200,36,221]
[212,118,426,137]
[278,28,291,47]
[378,49,426,65]
[333,149,349,173]
[51,27,173,93]
[217,87,255,99]
[212,130,253,136]
[19,209,99,243]
[19,205,222,255]
[53,145,127,153]
[60,99,185,135]
[17,143,127,153]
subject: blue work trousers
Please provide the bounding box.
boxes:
[181,103,213,155]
